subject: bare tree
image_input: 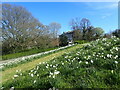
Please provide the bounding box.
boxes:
[70,17,91,40]
[48,22,61,47]
[36,25,53,48]
[80,18,91,40]
[69,17,81,30]
[49,22,61,39]
[2,4,44,53]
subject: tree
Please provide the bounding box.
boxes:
[73,30,82,41]
[84,27,104,40]
[80,18,91,40]
[49,22,61,39]
[103,33,112,38]
[92,27,104,39]
[85,26,94,41]
[2,4,44,54]
[69,17,91,40]
[34,25,52,49]
[59,34,68,46]
[2,4,63,54]
[69,17,81,30]
[49,22,61,47]
[112,29,120,37]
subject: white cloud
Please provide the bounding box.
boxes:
[101,15,110,19]
[96,3,118,9]
[101,13,112,19]
[85,2,118,10]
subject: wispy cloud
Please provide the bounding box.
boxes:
[85,2,118,10]
[96,3,118,9]
[101,13,112,19]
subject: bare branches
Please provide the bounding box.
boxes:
[2,4,45,54]
[49,22,61,39]
[2,4,61,54]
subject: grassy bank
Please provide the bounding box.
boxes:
[1,47,59,61]
[2,37,120,88]
[1,45,76,71]
[1,44,84,85]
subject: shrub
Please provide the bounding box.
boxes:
[74,40,88,44]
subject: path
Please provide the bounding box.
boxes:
[0,44,74,68]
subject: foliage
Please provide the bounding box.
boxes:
[2,37,120,89]
[103,29,120,39]
[103,33,112,38]
[2,4,61,55]
[59,34,68,46]
[74,40,88,44]
[112,29,120,38]
[85,27,104,40]
[92,27,104,38]
[69,17,105,41]
[93,27,104,36]
[69,17,91,40]
[2,4,42,54]
[73,30,82,41]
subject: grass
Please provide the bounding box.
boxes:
[1,37,120,88]
[1,45,75,71]
[1,47,59,61]
[1,44,84,85]
[1,52,54,71]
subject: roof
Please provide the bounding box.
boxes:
[63,31,74,34]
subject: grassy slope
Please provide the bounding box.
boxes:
[1,47,58,61]
[1,44,84,84]
[2,37,119,88]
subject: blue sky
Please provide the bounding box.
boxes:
[4,2,118,34]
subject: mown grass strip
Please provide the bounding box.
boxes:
[1,44,84,84]
[1,47,59,61]
[1,45,75,71]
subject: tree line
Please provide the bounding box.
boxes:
[2,4,61,54]
[1,4,119,55]
[70,17,105,40]
[59,17,120,46]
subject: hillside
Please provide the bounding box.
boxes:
[2,36,120,89]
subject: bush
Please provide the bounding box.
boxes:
[74,40,88,44]
[59,34,68,46]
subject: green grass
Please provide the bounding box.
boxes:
[1,44,84,85]
[1,47,59,61]
[1,45,76,71]
[2,37,120,88]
